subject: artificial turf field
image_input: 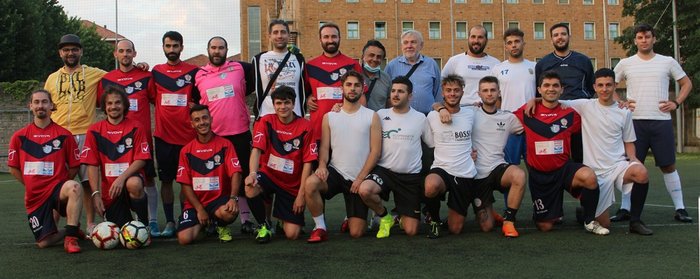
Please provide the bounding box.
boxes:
[0,155,698,278]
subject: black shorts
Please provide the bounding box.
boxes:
[177,195,231,232]
[144,159,157,179]
[527,161,584,221]
[27,182,67,242]
[633,119,676,167]
[429,168,490,216]
[257,172,305,226]
[364,166,423,219]
[105,189,136,228]
[322,166,368,219]
[223,132,252,196]
[154,137,183,183]
[476,163,512,195]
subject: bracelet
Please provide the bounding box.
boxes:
[671,100,681,108]
[91,191,100,198]
[230,195,239,201]
[437,106,446,112]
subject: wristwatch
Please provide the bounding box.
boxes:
[230,195,239,201]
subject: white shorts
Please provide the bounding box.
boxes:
[74,134,88,183]
[594,161,640,217]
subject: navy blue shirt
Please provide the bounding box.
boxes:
[535,51,595,100]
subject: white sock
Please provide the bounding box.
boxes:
[663,170,685,210]
[144,185,159,223]
[238,196,251,223]
[620,191,631,211]
[313,214,326,230]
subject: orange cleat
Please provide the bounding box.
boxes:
[502,221,519,238]
[307,228,328,243]
[64,236,81,253]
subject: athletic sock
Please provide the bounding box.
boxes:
[503,207,518,222]
[163,203,175,223]
[629,182,649,222]
[580,187,600,224]
[377,206,388,217]
[313,214,327,230]
[238,196,251,223]
[65,225,79,237]
[131,196,149,224]
[425,196,441,222]
[247,195,267,225]
[663,171,685,210]
[144,185,158,223]
[620,191,631,211]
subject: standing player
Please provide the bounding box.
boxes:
[8,89,84,253]
[612,23,693,223]
[304,71,382,242]
[471,76,526,238]
[514,71,607,235]
[97,39,160,236]
[556,68,652,235]
[82,86,151,228]
[245,86,317,242]
[358,76,430,238]
[361,40,392,111]
[151,31,201,237]
[423,75,485,238]
[442,25,501,106]
[45,34,106,232]
[176,105,241,245]
[252,19,306,118]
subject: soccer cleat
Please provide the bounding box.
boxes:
[584,221,610,236]
[376,214,395,239]
[307,228,328,243]
[674,209,693,223]
[492,211,505,226]
[64,236,81,254]
[240,221,256,235]
[340,217,349,233]
[161,222,176,238]
[427,221,440,239]
[502,221,519,238]
[216,226,233,242]
[255,224,272,244]
[629,220,653,235]
[149,221,161,237]
[610,208,631,222]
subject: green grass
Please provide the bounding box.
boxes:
[1,155,699,278]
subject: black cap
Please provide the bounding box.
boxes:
[58,34,82,49]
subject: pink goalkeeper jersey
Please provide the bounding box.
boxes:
[195,61,250,136]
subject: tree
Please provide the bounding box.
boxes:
[615,0,700,108]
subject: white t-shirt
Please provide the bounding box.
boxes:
[614,54,686,120]
[328,106,376,180]
[471,107,523,179]
[491,59,536,112]
[562,99,636,172]
[258,50,303,117]
[424,108,477,178]
[377,108,430,174]
[442,53,500,105]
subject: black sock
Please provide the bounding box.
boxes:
[580,187,600,224]
[247,195,267,225]
[503,207,518,222]
[425,197,441,222]
[163,202,175,223]
[377,206,388,217]
[65,225,79,237]
[630,182,649,222]
[130,196,149,224]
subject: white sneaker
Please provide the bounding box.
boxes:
[584,221,610,235]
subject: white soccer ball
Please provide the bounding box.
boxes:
[91,221,121,250]
[119,221,151,249]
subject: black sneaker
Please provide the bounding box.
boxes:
[629,220,653,235]
[674,209,693,223]
[241,221,256,235]
[610,208,631,222]
[427,221,440,239]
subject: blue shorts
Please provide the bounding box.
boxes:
[257,172,305,226]
[504,134,526,165]
[27,182,66,242]
[177,195,231,231]
[527,161,584,221]
[633,119,675,167]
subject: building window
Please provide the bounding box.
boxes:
[402,21,414,32]
[247,6,261,56]
[347,0,359,2]
[319,0,330,2]
[482,0,493,3]
[559,0,569,3]
[534,22,545,40]
[319,21,327,28]
[535,57,542,62]
[507,0,518,3]
[374,22,387,39]
[607,0,618,4]
[429,22,441,39]
[428,0,440,2]
[584,22,595,40]
[434,57,442,67]
[482,22,494,39]
[401,0,413,2]
[590,58,597,69]
[374,0,386,2]
[347,21,359,39]
[455,0,466,2]
[610,57,621,69]
[455,21,468,39]
[608,23,619,39]
[533,0,543,3]
[508,22,519,30]
[583,0,593,4]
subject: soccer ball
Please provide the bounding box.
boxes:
[120,221,151,249]
[91,221,121,250]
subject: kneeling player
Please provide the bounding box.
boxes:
[245,86,316,242]
[83,86,150,228]
[8,89,84,253]
[176,105,241,245]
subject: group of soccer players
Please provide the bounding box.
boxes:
[8,18,693,253]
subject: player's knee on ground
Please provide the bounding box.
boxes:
[349,217,366,238]
[447,210,464,234]
[401,217,419,236]
[358,180,379,200]
[424,174,444,198]
[126,176,145,198]
[283,223,302,240]
[536,221,554,232]
[575,167,598,190]
[177,228,196,245]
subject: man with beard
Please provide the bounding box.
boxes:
[82,86,151,228]
[44,34,106,233]
[304,71,382,243]
[176,105,241,244]
[8,90,84,253]
[97,39,160,236]
[385,30,442,114]
[252,19,306,118]
[442,25,500,106]
[361,40,391,111]
[305,23,362,144]
[195,36,262,238]
[151,31,201,237]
